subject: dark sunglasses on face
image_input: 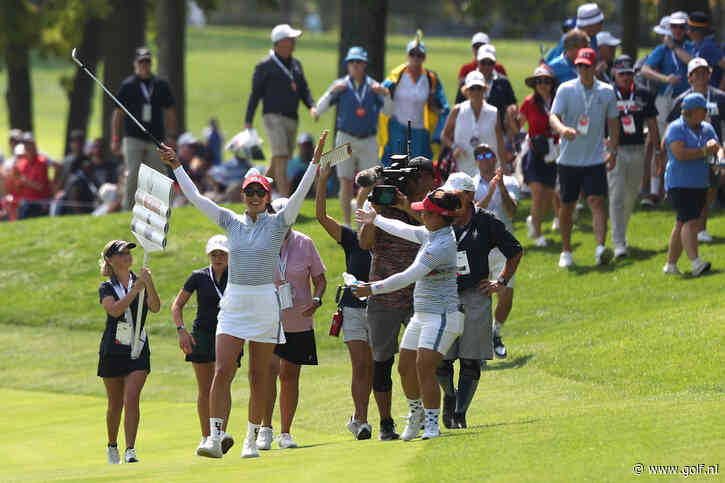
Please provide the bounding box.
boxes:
[535,78,554,85]
[479,60,495,66]
[472,43,485,50]
[468,85,484,91]
[476,151,495,160]
[409,51,425,58]
[670,24,686,30]
[348,59,365,64]
[577,63,593,69]
[244,188,268,198]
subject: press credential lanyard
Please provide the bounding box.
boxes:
[278,243,290,281]
[578,80,596,117]
[111,276,134,328]
[139,79,154,103]
[346,75,369,105]
[208,265,225,300]
[615,87,635,115]
[270,50,295,83]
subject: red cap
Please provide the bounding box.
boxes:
[574,47,597,66]
[410,196,455,216]
[241,174,271,192]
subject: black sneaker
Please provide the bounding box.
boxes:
[442,394,456,429]
[379,418,400,440]
[493,335,507,359]
[453,412,467,429]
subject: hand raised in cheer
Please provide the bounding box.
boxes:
[354,206,377,225]
[311,130,329,165]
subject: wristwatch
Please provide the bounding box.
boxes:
[497,275,507,286]
[312,296,322,306]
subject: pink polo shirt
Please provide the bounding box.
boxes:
[274,229,326,332]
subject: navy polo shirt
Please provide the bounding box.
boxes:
[327,76,385,137]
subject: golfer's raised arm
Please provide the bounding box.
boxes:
[370,257,432,295]
[279,130,329,225]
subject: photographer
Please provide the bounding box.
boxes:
[437,172,522,429]
[356,155,435,440]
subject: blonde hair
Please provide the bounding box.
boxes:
[99,240,117,278]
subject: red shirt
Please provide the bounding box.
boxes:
[458,60,508,82]
[520,94,555,139]
[13,154,52,201]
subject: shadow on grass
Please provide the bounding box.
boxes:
[706,236,725,245]
[526,241,580,254]
[465,418,540,431]
[485,354,534,371]
[295,442,338,450]
[682,268,722,280]
[613,246,665,266]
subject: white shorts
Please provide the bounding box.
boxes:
[217,283,285,344]
[400,311,464,355]
[654,95,674,141]
[488,248,515,288]
[342,306,370,344]
[335,131,380,180]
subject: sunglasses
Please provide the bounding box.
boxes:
[475,151,495,160]
[468,85,484,91]
[535,78,554,85]
[670,24,686,30]
[576,63,593,69]
[409,51,425,58]
[479,60,495,66]
[244,187,268,198]
[348,59,365,64]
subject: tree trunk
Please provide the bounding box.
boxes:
[338,1,387,83]
[156,0,186,134]
[101,0,147,143]
[621,0,639,60]
[65,18,102,154]
[659,0,710,18]
[5,44,33,132]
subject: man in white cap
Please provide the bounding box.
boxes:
[545,3,604,64]
[595,31,620,83]
[640,11,693,207]
[455,32,508,104]
[245,24,317,197]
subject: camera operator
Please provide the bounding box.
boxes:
[357,155,435,440]
[437,172,522,429]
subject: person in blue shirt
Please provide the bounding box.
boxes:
[316,46,392,226]
[663,93,722,276]
[665,12,725,90]
[545,3,603,64]
[548,29,591,84]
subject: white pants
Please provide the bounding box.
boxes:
[217,283,285,344]
[607,145,645,248]
[400,311,464,355]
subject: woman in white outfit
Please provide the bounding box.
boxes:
[158,131,327,459]
[441,70,506,177]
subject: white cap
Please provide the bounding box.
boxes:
[271,197,289,213]
[177,132,198,146]
[471,32,490,46]
[271,24,302,43]
[464,70,486,89]
[576,3,604,27]
[477,44,496,62]
[596,31,620,47]
[206,234,229,254]
[653,16,671,36]
[688,57,711,75]
[98,183,119,203]
[668,11,688,25]
[443,172,476,192]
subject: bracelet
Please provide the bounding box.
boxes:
[176,325,184,332]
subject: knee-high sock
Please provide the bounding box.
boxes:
[456,359,481,414]
[436,359,456,398]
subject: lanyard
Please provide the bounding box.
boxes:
[483,70,497,100]
[616,87,635,115]
[269,50,294,81]
[111,275,135,326]
[278,242,290,280]
[139,79,153,102]
[207,265,225,300]
[346,75,369,105]
[577,79,596,116]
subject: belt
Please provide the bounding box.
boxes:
[341,131,375,139]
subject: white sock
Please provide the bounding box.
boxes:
[650,176,661,195]
[691,257,701,267]
[210,418,224,439]
[424,408,440,424]
[407,398,423,413]
[247,421,260,440]
[493,321,502,337]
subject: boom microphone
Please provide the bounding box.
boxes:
[355,166,382,188]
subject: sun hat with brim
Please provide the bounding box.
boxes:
[477,44,496,62]
[464,70,486,89]
[271,24,302,43]
[596,31,621,47]
[668,11,688,26]
[206,234,229,254]
[442,172,476,193]
[525,65,555,88]
[613,55,635,74]
[683,92,707,110]
[410,191,456,216]
[653,16,671,36]
[471,32,490,46]
[688,11,711,30]
[688,57,711,76]
[103,240,137,258]
[344,46,368,63]
[576,3,604,27]
[574,47,597,66]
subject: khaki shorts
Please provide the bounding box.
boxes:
[263,113,298,158]
[335,131,380,180]
[342,306,371,343]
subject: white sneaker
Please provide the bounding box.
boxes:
[534,235,547,247]
[124,448,138,463]
[242,432,259,458]
[277,432,298,449]
[663,263,681,275]
[558,251,574,268]
[697,230,713,243]
[256,426,273,450]
[526,215,536,239]
[421,419,441,440]
[107,445,121,464]
[195,437,207,456]
[691,258,712,277]
[552,217,560,231]
[595,245,613,266]
[614,245,627,259]
[401,408,425,441]
[197,436,223,458]
[575,201,585,212]
[346,417,360,439]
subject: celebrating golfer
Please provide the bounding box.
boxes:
[171,234,240,456]
[158,130,327,459]
[97,240,161,464]
[353,190,464,441]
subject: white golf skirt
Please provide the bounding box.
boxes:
[217,283,285,344]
